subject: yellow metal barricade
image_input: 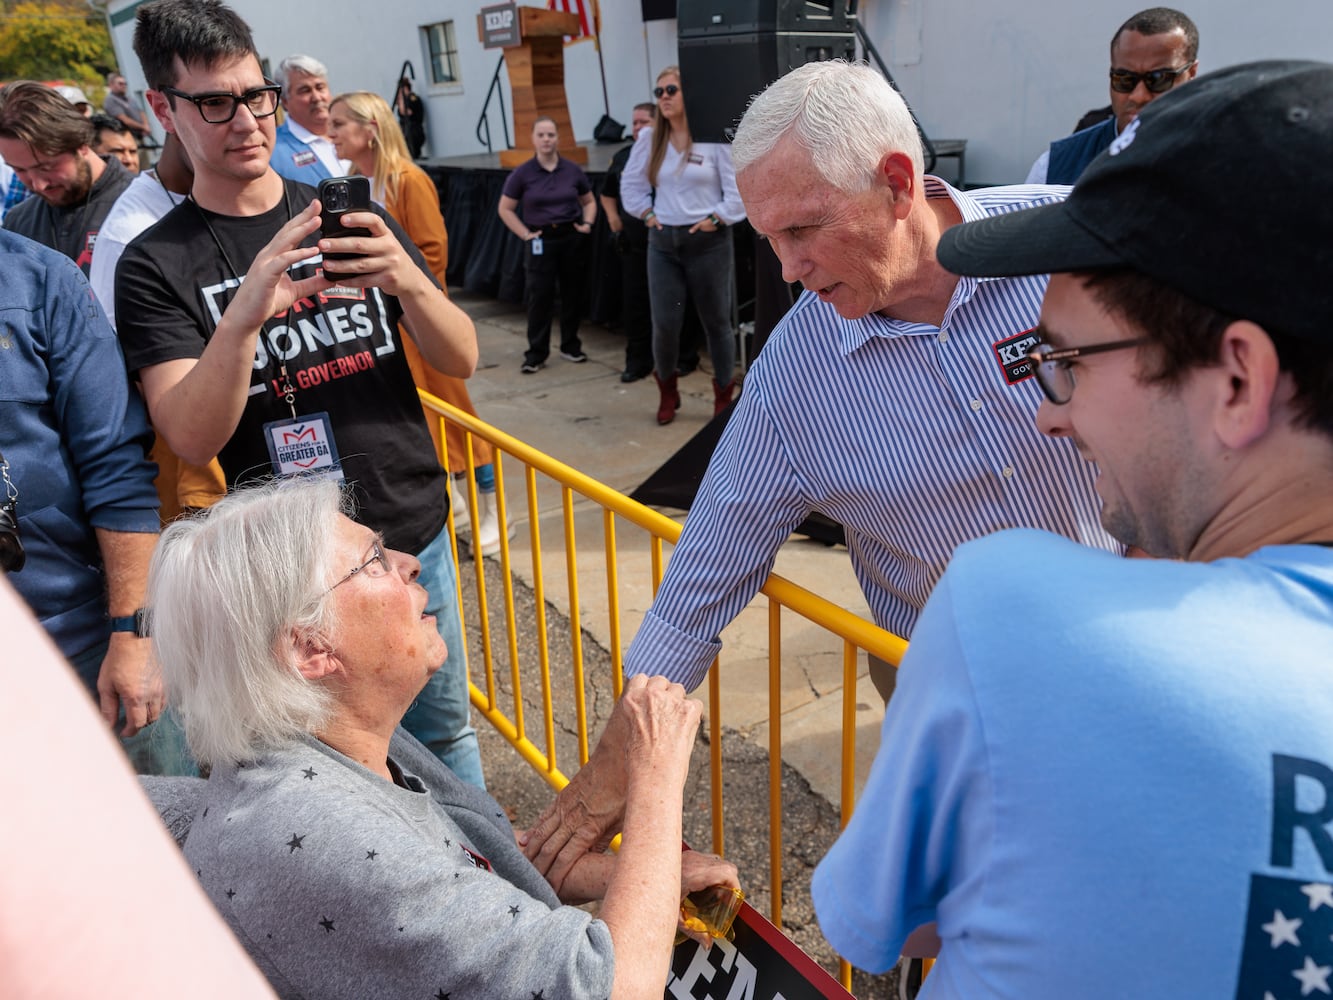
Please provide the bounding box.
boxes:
[423,392,909,991]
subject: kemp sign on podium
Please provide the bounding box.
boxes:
[478,1,519,48]
[666,901,854,999]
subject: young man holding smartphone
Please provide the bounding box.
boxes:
[114,0,484,787]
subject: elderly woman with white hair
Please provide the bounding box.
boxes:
[147,478,737,999]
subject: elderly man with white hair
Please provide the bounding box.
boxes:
[523,60,1121,893]
[271,53,347,183]
[147,477,738,999]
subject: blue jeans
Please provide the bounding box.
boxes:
[400,521,486,788]
[68,640,198,776]
[647,225,735,385]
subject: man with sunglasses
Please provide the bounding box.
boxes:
[0,81,133,274]
[814,61,1333,997]
[1026,7,1198,185]
[113,0,484,788]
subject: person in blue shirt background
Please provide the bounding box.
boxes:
[271,53,347,184]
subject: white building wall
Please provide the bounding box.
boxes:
[105,0,680,159]
[861,0,1333,185]
[106,0,1331,182]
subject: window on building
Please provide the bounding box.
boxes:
[424,21,459,85]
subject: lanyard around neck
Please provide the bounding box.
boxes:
[188,184,299,418]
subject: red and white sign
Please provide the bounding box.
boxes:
[666,900,855,999]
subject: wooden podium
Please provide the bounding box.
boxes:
[490,6,588,167]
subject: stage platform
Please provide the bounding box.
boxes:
[422,138,631,176]
[421,139,757,339]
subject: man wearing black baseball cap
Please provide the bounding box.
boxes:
[812,61,1333,997]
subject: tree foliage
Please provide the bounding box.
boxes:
[0,0,116,93]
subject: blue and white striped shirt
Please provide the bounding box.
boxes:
[624,180,1122,691]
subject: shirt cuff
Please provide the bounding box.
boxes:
[87,505,161,535]
[623,610,723,693]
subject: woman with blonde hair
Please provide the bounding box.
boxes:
[621,66,746,425]
[328,90,506,556]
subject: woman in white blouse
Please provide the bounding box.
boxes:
[622,66,747,425]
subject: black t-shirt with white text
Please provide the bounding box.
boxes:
[115,178,447,553]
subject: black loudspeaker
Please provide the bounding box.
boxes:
[642,0,676,21]
[677,0,858,142]
[678,0,857,34]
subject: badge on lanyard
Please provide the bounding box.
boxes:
[530,236,544,256]
[263,411,345,483]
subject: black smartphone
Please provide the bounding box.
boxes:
[318,175,372,281]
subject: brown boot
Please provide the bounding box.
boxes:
[712,378,736,416]
[654,372,680,425]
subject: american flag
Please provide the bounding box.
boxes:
[1236,874,1333,998]
[547,0,597,39]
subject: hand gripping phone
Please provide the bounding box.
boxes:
[318,175,372,282]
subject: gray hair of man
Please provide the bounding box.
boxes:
[274,53,329,97]
[732,60,924,194]
[147,477,346,768]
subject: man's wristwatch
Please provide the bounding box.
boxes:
[110,607,150,638]
[708,213,724,228]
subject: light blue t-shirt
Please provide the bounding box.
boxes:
[814,529,1333,998]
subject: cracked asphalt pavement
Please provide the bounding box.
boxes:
[460,555,901,998]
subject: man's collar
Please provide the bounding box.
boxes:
[923,174,1008,309]
[924,174,988,225]
[830,298,945,356]
[285,117,327,145]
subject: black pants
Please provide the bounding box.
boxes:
[401,116,425,159]
[523,227,587,365]
[617,232,652,374]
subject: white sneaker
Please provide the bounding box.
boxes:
[472,490,516,558]
[450,477,471,536]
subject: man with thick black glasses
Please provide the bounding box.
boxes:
[817,60,1333,998]
[114,0,486,790]
[1026,6,1198,185]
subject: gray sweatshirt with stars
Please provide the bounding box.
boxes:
[183,732,615,999]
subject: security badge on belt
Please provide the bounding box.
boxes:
[263,412,345,483]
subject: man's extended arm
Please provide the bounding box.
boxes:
[95,526,160,735]
[623,391,812,687]
[45,252,162,731]
[524,389,811,882]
